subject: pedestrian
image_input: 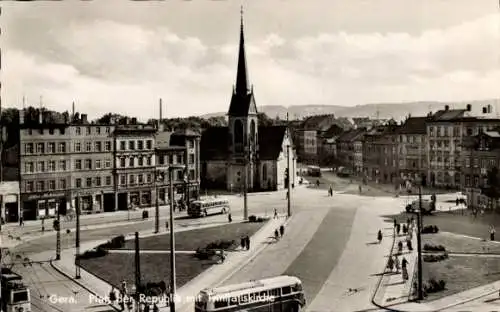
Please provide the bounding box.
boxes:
[286,191,289,200]
[387,256,394,272]
[41,218,45,233]
[279,224,285,237]
[144,303,151,312]
[275,229,280,241]
[402,224,407,235]
[456,198,459,207]
[402,257,409,281]
[274,208,278,219]
[359,185,362,194]
[491,225,496,241]
[245,235,250,250]
[109,287,117,304]
[240,236,245,250]
[394,256,400,273]
[19,217,24,227]
[377,230,383,243]
[406,218,410,228]
[228,213,232,223]
[394,219,397,228]
[219,249,226,263]
[396,224,401,236]
[153,304,159,312]
[165,221,169,231]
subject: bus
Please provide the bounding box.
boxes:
[306,166,321,177]
[1,267,31,312]
[188,198,230,218]
[194,275,306,312]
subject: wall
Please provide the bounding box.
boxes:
[204,161,227,189]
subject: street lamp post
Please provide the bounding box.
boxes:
[155,170,161,234]
[75,196,81,279]
[243,146,248,221]
[287,143,291,218]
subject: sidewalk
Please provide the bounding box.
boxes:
[50,214,287,312]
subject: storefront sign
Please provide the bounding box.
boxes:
[4,195,17,203]
[26,192,66,201]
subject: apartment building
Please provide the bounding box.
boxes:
[19,116,72,220]
[397,117,428,183]
[69,117,115,214]
[363,125,400,184]
[113,126,157,210]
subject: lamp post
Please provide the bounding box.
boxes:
[75,196,81,279]
[287,143,291,218]
[168,164,185,312]
[416,179,424,300]
[243,145,249,221]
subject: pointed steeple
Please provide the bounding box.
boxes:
[235,6,249,96]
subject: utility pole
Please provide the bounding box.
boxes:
[155,170,160,233]
[134,231,141,311]
[243,145,248,221]
[75,197,81,279]
[56,204,61,260]
[184,147,189,212]
[169,167,177,312]
[287,113,291,218]
[417,185,423,300]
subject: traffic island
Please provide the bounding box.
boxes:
[78,220,268,292]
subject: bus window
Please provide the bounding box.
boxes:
[292,283,303,292]
[270,288,280,298]
[12,290,29,303]
[282,286,291,295]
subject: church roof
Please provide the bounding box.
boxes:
[258,126,287,160]
[228,92,257,117]
[200,127,229,160]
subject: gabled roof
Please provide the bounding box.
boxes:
[321,124,344,138]
[259,126,287,160]
[337,128,365,143]
[431,109,467,121]
[398,117,428,134]
[200,127,229,161]
[227,92,258,117]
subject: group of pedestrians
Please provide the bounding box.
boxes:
[274,224,285,241]
[386,255,409,281]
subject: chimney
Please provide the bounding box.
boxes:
[159,98,164,132]
[483,107,487,114]
[81,114,88,124]
[39,95,43,124]
[72,101,75,121]
[488,104,492,114]
[131,117,137,124]
[444,105,449,111]
[466,104,472,111]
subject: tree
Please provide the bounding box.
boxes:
[258,113,274,127]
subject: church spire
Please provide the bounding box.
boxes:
[235,5,249,96]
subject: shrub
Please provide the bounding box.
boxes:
[423,244,446,252]
[424,278,446,294]
[422,225,439,234]
[423,253,449,262]
[205,239,236,250]
[248,215,257,222]
[99,235,126,250]
[77,246,108,260]
[194,247,216,260]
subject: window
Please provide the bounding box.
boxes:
[465,158,470,168]
[85,159,92,170]
[129,174,135,185]
[86,142,92,152]
[106,127,110,134]
[146,140,153,149]
[48,142,55,153]
[76,127,81,135]
[86,127,91,135]
[177,155,182,164]
[25,143,34,154]
[147,156,152,166]
[60,128,66,135]
[75,160,82,170]
[36,143,44,154]
[138,140,144,150]
[95,177,101,186]
[76,178,82,188]
[120,141,126,150]
[120,175,126,185]
[136,157,143,166]
[75,142,81,152]
[49,180,56,190]
[86,178,92,187]
[38,128,43,135]
[105,141,111,151]
[58,142,66,153]
[189,140,194,149]
[189,154,194,164]
[146,174,152,183]
[159,155,165,165]
[177,170,184,181]
[27,129,33,135]
[189,169,195,180]
[25,162,34,173]
[282,286,292,295]
[36,181,44,192]
[93,160,100,169]
[48,161,56,172]
[26,181,34,192]
[105,159,112,168]
[129,157,134,167]
[138,174,144,184]
[95,141,102,152]
[106,176,112,185]
[59,179,66,189]
[59,160,66,171]
[129,140,135,150]
[96,127,101,135]
[37,161,45,172]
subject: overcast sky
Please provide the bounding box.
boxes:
[2,0,500,119]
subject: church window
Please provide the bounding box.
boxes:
[250,120,256,144]
[234,119,244,144]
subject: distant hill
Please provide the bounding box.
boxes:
[200,99,500,121]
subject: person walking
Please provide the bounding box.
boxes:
[377,230,383,243]
[19,217,24,227]
[401,257,409,281]
[279,224,285,237]
[246,235,251,250]
[394,219,397,228]
[228,213,232,223]
[240,236,246,250]
[396,223,401,236]
[394,256,400,274]
[274,208,278,219]
[490,225,496,241]
[387,255,394,272]
[165,221,169,232]
[274,229,280,241]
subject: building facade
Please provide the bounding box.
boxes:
[397,117,428,183]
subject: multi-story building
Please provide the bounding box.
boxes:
[18,111,72,220]
[397,117,428,183]
[336,128,365,173]
[69,115,115,214]
[353,134,365,175]
[363,124,400,184]
[461,130,500,210]
[113,125,157,210]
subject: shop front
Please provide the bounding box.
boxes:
[21,191,67,220]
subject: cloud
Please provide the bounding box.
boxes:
[3,12,500,120]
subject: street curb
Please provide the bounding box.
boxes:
[49,259,121,312]
[214,215,293,288]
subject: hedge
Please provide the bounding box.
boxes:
[423,253,449,262]
[422,225,439,234]
[423,244,446,252]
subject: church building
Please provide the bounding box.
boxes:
[200,10,297,192]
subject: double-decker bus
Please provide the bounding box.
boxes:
[188,198,230,218]
[194,275,306,312]
[1,267,32,312]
